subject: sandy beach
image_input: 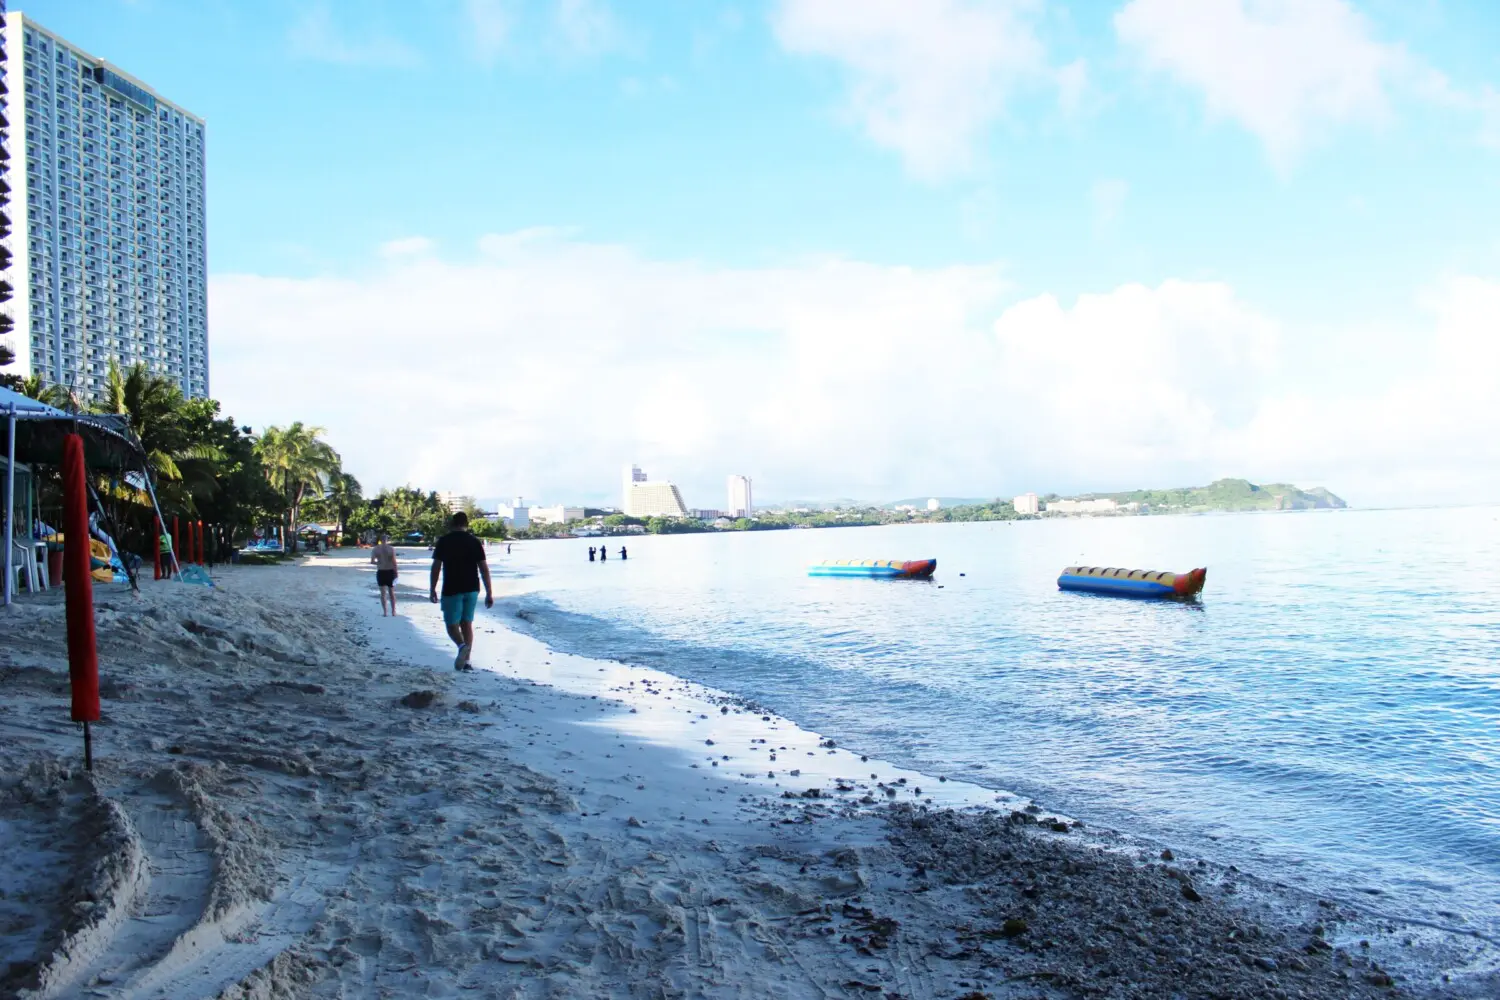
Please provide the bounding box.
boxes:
[1,545,1495,999]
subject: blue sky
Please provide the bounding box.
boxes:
[26,1,1500,506]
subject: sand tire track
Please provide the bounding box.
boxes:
[66,783,215,997]
[22,793,149,1000]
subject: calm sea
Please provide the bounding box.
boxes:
[493,507,1500,938]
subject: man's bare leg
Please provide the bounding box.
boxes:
[389,586,398,615]
[379,587,389,616]
[446,622,465,647]
[461,620,475,650]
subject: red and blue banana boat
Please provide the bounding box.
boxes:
[809,559,937,579]
[1058,565,1206,599]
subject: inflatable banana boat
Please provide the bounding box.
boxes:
[809,559,937,580]
[1057,565,1206,599]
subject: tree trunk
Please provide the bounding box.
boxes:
[289,482,306,554]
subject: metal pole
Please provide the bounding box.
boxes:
[139,469,180,579]
[84,721,93,771]
[4,406,15,607]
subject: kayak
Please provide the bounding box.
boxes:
[1057,565,1206,599]
[809,559,937,579]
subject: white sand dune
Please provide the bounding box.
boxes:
[1,547,1493,999]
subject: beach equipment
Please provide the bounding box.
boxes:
[808,558,937,579]
[62,433,101,769]
[179,565,215,587]
[2,387,160,604]
[1057,565,1207,599]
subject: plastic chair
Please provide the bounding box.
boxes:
[32,542,49,590]
[9,539,43,593]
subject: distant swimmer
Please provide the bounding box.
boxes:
[371,532,399,616]
[620,546,627,560]
[589,546,596,562]
[429,512,493,670]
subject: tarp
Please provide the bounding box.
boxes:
[0,387,142,466]
[4,388,156,605]
[0,386,68,417]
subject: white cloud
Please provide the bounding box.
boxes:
[1115,0,1399,167]
[378,236,436,257]
[1413,67,1500,151]
[1225,276,1500,501]
[464,0,515,63]
[1090,178,1129,228]
[287,6,421,67]
[462,0,628,64]
[1056,58,1089,117]
[554,0,625,56]
[772,0,1051,179]
[991,280,1279,481]
[208,235,1500,507]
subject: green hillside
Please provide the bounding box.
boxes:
[1080,478,1346,512]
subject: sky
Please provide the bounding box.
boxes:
[26,0,1500,507]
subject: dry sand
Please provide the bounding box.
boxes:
[1,546,1495,999]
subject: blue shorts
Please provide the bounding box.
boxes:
[440,591,479,626]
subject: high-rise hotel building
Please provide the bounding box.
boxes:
[1,13,208,400]
[727,474,752,518]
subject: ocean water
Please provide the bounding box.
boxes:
[492,507,1500,938]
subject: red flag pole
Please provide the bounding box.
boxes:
[196,521,205,566]
[62,433,101,769]
[154,515,164,580]
[172,516,182,574]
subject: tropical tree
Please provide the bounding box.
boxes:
[255,422,341,552]
[306,470,364,541]
[346,486,449,543]
[174,399,283,547]
[15,373,73,409]
[94,361,223,507]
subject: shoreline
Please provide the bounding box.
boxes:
[0,546,1494,998]
[478,559,1500,938]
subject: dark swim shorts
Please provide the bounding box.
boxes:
[376,569,397,588]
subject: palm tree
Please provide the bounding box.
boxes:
[16,373,72,409]
[95,361,218,487]
[323,471,363,541]
[255,422,341,552]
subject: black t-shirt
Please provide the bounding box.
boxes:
[433,530,486,597]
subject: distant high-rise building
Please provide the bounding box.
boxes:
[727,474,752,517]
[495,498,529,529]
[528,505,584,526]
[926,497,940,511]
[2,13,209,400]
[436,492,476,514]
[1013,492,1040,515]
[621,463,646,507]
[622,464,688,518]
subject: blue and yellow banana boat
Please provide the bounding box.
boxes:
[1057,565,1206,599]
[809,559,937,580]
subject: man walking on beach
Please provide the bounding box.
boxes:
[429,512,493,670]
[371,533,399,616]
